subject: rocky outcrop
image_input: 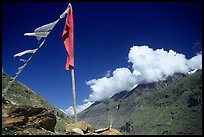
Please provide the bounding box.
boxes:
[66,121,92,134]
[2,104,122,135]
[2,72,73,135]
[2,105,56,132]
[65,121,122,135]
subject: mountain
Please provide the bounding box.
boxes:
[78,70,202,135]
[2,72,73,135]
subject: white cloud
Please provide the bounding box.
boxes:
[61,102,94,116]
[187,53,202,70]
[62,45,202,116]
[85,68,137,102]
[128,46,192,83]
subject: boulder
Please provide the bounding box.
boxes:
[65,121,122,135]
[2,116,28,128]
[66,128,84,135]
[2,105,56,132]
[28,110,56,132]
[93,127,122,135]
[8,105,44,117]
[66,121,91,134]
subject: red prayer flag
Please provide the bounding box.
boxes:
[62,4,74,70]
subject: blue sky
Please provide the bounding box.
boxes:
[2,2,202,115]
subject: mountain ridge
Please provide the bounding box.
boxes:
[89,72,186,108]
[78,70,202,135]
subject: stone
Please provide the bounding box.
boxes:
[29,111,56,132]
[2,116,28,128]
[71,128,84,135]
[66,121,91,133]
[2,105,56,132]
[92,127,122,135]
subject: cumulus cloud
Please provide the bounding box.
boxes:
[187,53,202,70]
[129,46,190,83]
[62,45,202,116]
[86,45,202,102]
[61,102,94,116]
[85,68,138,102]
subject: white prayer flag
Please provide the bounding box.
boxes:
[24,19,60,41]
[60,5,69,19]
[24,5,69,41]
[3,4,70,95]
[20,59,29,62]
[34,19,59,32]
[24,32,50,40]
[14,48,38,58]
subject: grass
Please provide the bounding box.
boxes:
[2,72,74,135]
[78,70,202,135]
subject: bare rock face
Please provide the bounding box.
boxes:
[2,116,28,128]
[2,105,56,132]
[28,110,56,132]
[8,105,44,117]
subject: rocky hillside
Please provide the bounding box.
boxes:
[78,70,202,135]
[2,72,73,135]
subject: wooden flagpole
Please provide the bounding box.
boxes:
[71,69,77,123]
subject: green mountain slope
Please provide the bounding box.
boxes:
[2,72,73,134]
[78,70,202,135]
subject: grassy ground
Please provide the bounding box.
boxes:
[2,72,73,135]
[78,70,202,135]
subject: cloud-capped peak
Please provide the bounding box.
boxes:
[62,45,202,116]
